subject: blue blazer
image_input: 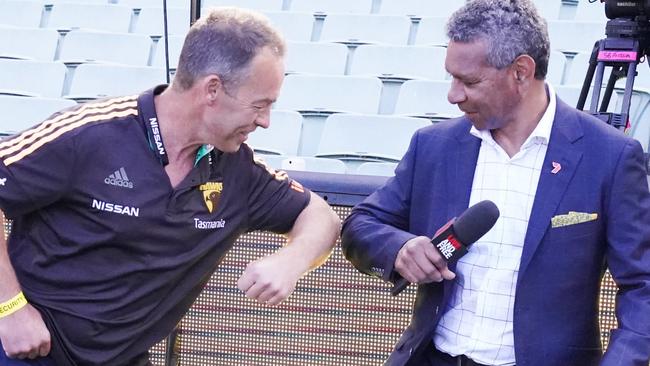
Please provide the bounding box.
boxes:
[341,99,650,366]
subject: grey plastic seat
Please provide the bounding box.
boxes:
[394,79,461,120]
[0,94,77,135]
[275,74,384,155]
[119,0,189,9]
[247,110,303,156]
[319,14,412,45]
[378,0,465,18]
[58,30,153,66]
[0,26,60,61]
[413,17,449,46]
[264,11,315,42]
[547,20,605,54]
[258,155,347,174]
[0,59,67,98]
[201,0,283,11]
[350,44,447,80]
[152,35,185,70]
[64,63,166,101]
[46,3,134,32]
[131,6,190,37]
[276,74,383,114]
[289,0,372,14]
[0,0,45,28]
[316,113,430,163]
[285,41,348,75]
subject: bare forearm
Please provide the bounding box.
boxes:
[283,192,340,273]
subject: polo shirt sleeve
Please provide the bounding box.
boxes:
[0,130,75,219]
[246,156,310,234]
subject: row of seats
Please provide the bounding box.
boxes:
[2,61,648,152]
[0,0,609,52]
[0,59,166,100]
[1,38,632,97]
[0,0,604,22]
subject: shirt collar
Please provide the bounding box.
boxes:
[470,83,557,147]
[138,84,214,167]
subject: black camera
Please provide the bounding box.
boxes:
[605,0,650,19]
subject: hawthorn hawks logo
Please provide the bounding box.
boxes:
[200,181,223,213]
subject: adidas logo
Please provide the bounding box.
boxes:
[104,167,134,189]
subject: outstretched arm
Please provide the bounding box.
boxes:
[0,210,51,360]
[238,192,339,305]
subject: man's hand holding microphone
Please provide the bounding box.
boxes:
[392,200,500,296]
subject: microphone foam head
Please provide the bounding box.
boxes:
[453,200,500,244]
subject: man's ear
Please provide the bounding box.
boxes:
[203,74,223,103]
[512,54,536,83]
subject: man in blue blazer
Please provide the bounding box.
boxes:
[341,1,650,365]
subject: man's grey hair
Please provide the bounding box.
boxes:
[446,0,550,80]
[173,6,286,91]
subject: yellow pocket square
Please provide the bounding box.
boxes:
[551,211,598,228]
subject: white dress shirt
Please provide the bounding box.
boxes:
[434,85,557,365]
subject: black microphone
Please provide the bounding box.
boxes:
[390,200,500,296]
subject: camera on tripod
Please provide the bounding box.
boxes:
[605,0,650,19]
[577,0,650,131]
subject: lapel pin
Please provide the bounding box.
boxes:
[551,161,561,174]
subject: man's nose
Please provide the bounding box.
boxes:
[447,79,466,105]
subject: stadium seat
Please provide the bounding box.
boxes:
[0,26,60,61]
[574,0,607,23]
[64,63,166,101]
[547,20,605,54]
[246,110,303,155]
[394,79,461,120]
[151,35,184,70]
[46,3,134,33]
[264,11,315,42]
[0,94,77,136]
[0,59,67,98]
[275,74,383,155]
[0,0,45,28]
[131,6,190,37]
[413,17,449,46]
[350,44,447,80]
[319,14,412,45]
[555,84,587,108]
[201,0,283,12]
[565,51,591,86]
[355,161,398,177]
[58,30,153,66]
[534,0,563,20]
[547,50,567,85]
[47,0,118,3]
[289,0,372,14]
[275,74,383,115]
[315,113,429,171]
[378,0,465,18]
[258,155,347,174]
[284,41,348,75]
[119,0,189,9]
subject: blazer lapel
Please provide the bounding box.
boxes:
[445,119,481,286]
[519,101,584,275]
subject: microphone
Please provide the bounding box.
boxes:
[390,200,500,296]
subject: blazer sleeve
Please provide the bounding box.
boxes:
[340,132,421,283]
[601,139,650,366]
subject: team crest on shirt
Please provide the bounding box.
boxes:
[253,156,305,193]
[200,181,223,213]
